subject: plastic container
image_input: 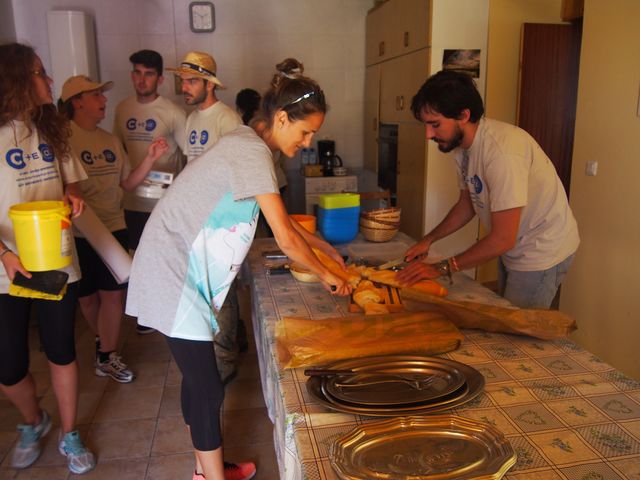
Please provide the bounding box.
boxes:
[8,201,73,271]
[289,214,317,234]
[318,206,360,244]
[318,193,360,210]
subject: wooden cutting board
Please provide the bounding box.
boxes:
[349,283,403,313]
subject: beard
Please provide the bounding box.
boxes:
[184,87,207,105]
[433,125,464,153]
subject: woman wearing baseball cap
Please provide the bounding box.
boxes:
[126,58,351,480]
[58,75,169,386]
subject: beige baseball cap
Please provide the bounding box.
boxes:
[166,51,225,88]
[60,75,114,102]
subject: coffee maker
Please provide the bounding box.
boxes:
[317,139,343,177]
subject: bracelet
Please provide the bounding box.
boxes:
[449,256,460,272]
[0,247,12,259]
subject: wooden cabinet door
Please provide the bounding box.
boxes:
[395,0,431,56]
[364,65,380,172]
[397,123,427,239]
[379,48,430,124]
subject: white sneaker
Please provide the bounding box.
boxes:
[11,409,52,469]
[58,430,96,474]
[95,352,135,383]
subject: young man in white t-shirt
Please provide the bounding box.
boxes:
[113,49,187,334]
[397,70,580,309]
[167,51,243,383]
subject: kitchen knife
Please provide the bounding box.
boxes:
[377,256,407,270]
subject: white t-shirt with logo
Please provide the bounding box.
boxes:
[184,101,241,163]
[0,120,87,292]
[455,118,579,271]
[69,121,130,234]
[113,95,187,212]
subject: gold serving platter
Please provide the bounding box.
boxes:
[306,356,484,416]
[324,361,466,406]
[329,415,516,479]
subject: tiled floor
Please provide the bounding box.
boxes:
[0,285,279,479]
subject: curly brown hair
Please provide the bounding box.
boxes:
[0,43,71,159]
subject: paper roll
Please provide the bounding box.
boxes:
[73,206,132,284]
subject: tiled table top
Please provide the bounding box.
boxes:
[245,238,640,480]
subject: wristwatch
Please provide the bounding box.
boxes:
[433,259,453,285]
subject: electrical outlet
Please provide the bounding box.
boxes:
[585,161,598,176]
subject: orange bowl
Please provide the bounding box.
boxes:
[290,214,317,234]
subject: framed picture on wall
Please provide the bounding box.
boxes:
[442,49,480,78]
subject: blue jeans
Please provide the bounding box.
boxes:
[498,254,575,309]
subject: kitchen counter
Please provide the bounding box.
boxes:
[243,236,640,479]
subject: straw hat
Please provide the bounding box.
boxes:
[167,51,225,88]
[60,75,114,102]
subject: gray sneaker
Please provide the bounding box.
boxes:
[11,409,51,469]
[58,430,95,474]
[95,352,135,383]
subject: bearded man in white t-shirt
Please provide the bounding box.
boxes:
[167,51,242,163]
[167,51,243,383]
[397,70,580,309]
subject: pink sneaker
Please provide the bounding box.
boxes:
[192,462,256,480]
[224,461,256,480]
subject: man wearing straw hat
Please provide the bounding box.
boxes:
[168,51,241,163]
[168,51,243,384]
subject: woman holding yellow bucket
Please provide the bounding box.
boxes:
[58,75,169,385]
[0,43,95,474]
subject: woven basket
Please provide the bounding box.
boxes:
[360,207,401,242]
[360,225,399,242]
[361,207,401,221]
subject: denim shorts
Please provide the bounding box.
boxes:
[498,254,575,309]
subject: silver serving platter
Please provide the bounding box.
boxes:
[324,361,466,407]
[306,356,484,416]
[330,415,516,480]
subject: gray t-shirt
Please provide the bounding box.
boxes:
[125,126,278,340]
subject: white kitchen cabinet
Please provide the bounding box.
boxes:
[304,176,358,215]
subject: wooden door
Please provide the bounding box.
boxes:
[397,123,427,240]
[364,65,380,172]
[517,22,582,195]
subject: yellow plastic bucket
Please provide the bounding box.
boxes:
[8,201,72,271]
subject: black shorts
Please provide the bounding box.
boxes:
[0,282,78,386]
[124,210,151,251]
[75,229,129,297]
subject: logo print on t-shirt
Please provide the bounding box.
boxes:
[471,175,483,194]
[81,150,94,165]
[5,148,25,169]
[189,130,197,145]
[103,149,116,163]
[39,144,54,162]
[126,118,137,130]
[145,119,156,132]
[200,130,209,145]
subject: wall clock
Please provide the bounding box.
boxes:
[189,1,215,33]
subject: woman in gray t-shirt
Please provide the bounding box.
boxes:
[126,58,351,480]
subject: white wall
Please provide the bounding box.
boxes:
[10,0,373,170]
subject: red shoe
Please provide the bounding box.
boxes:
[224,461,256,480]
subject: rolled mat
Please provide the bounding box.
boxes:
[276,311,463,369]
[400,289,577,340]
[72,205,132,284]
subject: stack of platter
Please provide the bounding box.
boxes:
[329,415,516,479]
[305,355,484,416]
